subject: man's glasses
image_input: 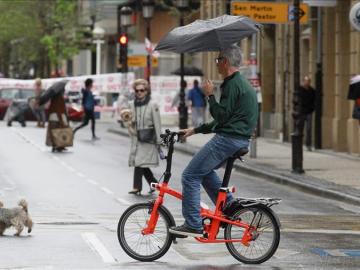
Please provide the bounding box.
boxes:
[135,88,146,93]
[215,56,225,64]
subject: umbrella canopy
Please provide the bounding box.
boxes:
[39,80,68,105]
[171,66,204,76]
[348,75,360,100]
[155,15,260,53]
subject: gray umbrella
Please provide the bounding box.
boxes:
[155,15,261,53]
[171,66,203,76]
[39,80,68,105]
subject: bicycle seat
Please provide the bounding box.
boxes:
[231,147,249,159]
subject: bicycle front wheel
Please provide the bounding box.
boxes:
[117,203,173,262]
[224,205,280,264]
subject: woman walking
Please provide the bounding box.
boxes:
[46,92,70,152]
[125,79,161,195]
[33,78,46,127]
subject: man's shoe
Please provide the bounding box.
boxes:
[92,136,100,140]
[169,224,203,238]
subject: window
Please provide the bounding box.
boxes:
[21,89,35,99]
[0,89,20,100]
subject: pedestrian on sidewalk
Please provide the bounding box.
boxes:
[73,78,99,140]
[169,45,258,237]
[298,75,316,151]
[351,98,360,125]
[171,80,189,109]
[127,79,161,195]
[33,78,46,128]
[187,79,206,127]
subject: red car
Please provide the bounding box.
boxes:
[0,88,84,122]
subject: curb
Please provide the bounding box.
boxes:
[108,128,360,207]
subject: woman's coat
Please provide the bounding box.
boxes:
[128,99,161,167]
[46,95,69,146]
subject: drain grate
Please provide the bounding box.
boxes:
[37,221,99,225]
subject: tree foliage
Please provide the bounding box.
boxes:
[0,0,82,78]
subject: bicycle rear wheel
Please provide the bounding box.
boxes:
[117,203,173,262]
[224,205,280,264]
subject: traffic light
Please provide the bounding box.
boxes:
[119,33,128,73]
[119,34,128,45]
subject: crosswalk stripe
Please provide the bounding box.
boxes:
[101,187,114,195]
[282,228,360,235]
[82,232,116,263]
[115,198,131,206]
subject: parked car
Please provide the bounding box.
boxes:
[0,88,84,122]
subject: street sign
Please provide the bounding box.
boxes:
[231,2,309,24]
[304,0,337,7]
[127,55,158,68]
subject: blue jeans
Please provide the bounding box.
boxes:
[181,134,250,230]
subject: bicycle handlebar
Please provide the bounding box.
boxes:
[160,129,184,146]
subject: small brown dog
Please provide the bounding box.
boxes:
[0,199,33,236]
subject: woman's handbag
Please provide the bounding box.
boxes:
[352,103,360,119]
[51,127,73,147]
[137,128,156,143]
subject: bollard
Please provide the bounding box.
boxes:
[250,130,256,158]
[250,137,257,158]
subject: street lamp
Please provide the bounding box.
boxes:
[92,26,105,75]
[120,6,133,73]
[142,0,155,83]
[175,0,189,130]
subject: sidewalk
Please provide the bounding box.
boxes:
[108,124,360,206]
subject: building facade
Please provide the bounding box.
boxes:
[71,0,199,78]
[201,0,359,155]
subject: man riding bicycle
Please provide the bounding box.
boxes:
[169,45,259,238]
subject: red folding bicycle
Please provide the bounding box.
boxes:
[118,130,281,264]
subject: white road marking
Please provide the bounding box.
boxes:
[9,128,134,214]
[282,228,360,235]
[9,266,54,270]
[87,179,99,186]
[274,249,300,259]
[65,165,76,172]
[169,245,191,262]
[101,187,114,195]
[115,198,131,206]
[59,161,67,167]
[325,249,349,257]
[82,232,116,263]
[0,172,17,190]
[3,187,16,191]
[76,172,86,178]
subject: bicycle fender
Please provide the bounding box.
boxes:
[255,204,282,229]
[225,202,281,228]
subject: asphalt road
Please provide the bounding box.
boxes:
[0,121,359,270]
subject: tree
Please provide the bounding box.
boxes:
[0,0,40,77]
[39,0,81,77]
[0,0,83,78]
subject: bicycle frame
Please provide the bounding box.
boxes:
[141,130,255,246]
[142,182,254,246]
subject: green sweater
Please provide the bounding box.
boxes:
[194,72,258,139]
